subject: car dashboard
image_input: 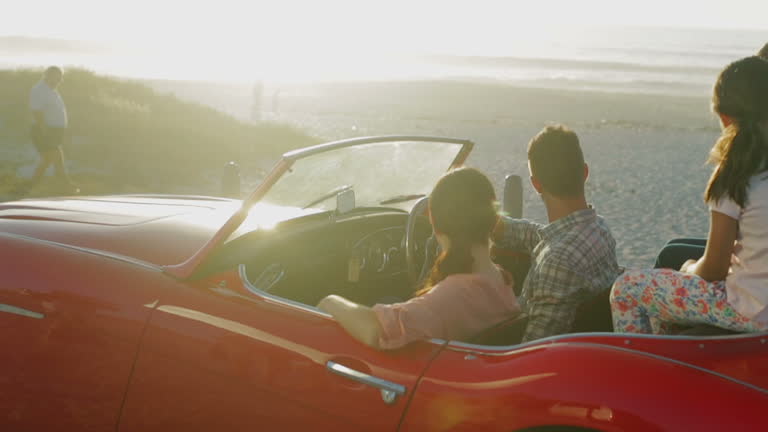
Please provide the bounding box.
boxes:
[212,211,432,307]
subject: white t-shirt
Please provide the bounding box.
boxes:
[709,173,768,322]
[29,81,68,128]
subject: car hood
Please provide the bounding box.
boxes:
[0,195,242,266]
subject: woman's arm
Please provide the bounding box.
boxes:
[682,211,738,281]
[317,295,381,348]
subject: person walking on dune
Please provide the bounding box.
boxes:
[18,66,79,196]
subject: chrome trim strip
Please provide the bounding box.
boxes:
[253,263,285,293]
[444,329,768,354]
[238,264,331,317]
[94,194,238,202]
[448,338,768,394]
[0,232,162,272]
[326,360,407,396]
[445,341,562,357]
[0,304,44,319]
[9,194,237,203]
[443,339,768,394]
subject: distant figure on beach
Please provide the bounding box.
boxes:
[758,42,768,59]
[611,56,768,334]
[493,125,620,342]
[18,66,78,195]
[271,88,281,115]
[221,161,241,198]
[251,80,263,122]
[318,168,520,349]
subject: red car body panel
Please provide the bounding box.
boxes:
[402,341,768,431]
[0,232,176,431]
[3,137,768,431]
[0,196,239,265]
[541,332,768,390]
[118,271,443,431]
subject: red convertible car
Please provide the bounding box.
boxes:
[2,136,767,431]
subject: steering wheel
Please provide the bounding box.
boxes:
[405,196,439,287]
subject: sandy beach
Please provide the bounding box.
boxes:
[257,80,721,268]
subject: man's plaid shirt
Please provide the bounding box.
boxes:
[497,208,620,342]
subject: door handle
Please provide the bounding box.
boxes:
[326,361,406,405]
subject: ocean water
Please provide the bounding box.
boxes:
[2,26,765,97]
[137,27,765,123]
[414,26,767,96]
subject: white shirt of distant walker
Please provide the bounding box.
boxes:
[30,80,68,128]
[710,173,768,323]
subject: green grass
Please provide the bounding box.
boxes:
[0,68,317,198]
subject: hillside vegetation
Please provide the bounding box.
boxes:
[0,68,316,197]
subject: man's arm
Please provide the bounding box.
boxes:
[493,216,543,253]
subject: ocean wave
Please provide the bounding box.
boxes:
[513,77,708,95]
[422,54,722,76]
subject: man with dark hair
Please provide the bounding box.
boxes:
[18,66,79,195]
[759,42,768,59]
[528,125,586,197]
[495,125,620,342]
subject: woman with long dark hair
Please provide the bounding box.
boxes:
[318,167,520,349]
[611,56,768,334]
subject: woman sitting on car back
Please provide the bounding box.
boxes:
[318,167,520,349]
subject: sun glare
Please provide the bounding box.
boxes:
[4,0,766,83]
[239,203,323,231]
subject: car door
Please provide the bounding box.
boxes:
[119,269,443,431]
[399,336,768,431]
[0,234,166,431]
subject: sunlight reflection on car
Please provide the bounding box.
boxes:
[240,202,325,231]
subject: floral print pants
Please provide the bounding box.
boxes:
[610,269,766,334]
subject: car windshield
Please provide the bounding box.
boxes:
[227,138,467,237]
[261,139,465,213]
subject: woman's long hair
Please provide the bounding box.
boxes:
[415,167,498,296]
[706,56,768,207]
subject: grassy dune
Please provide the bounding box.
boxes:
[0,68,317,198]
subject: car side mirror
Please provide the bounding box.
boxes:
[336,188,355,214]
[503,174,523,218]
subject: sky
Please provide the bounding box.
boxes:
[2,0,767,82]
[4,0,767,50]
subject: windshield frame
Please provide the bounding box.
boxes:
[243,135,473,212]
[164,135,473,279]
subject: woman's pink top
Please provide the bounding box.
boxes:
[372,270,519,349]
